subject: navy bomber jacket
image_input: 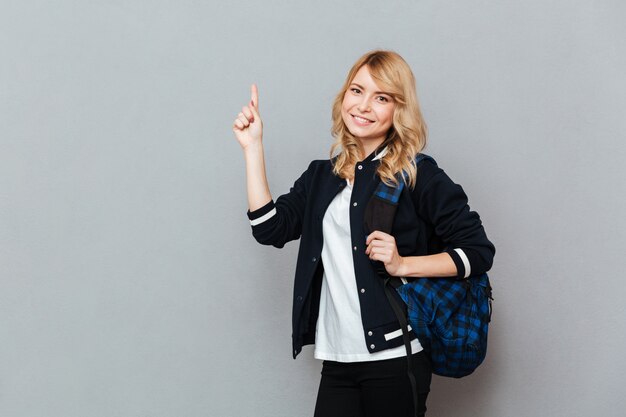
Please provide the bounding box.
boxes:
[246,146,495,359]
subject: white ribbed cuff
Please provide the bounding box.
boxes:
[250,207,276,226]
[454,248,471,278]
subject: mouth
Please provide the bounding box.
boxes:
[351,114,375,125]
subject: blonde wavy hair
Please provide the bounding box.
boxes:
[330,50,428,189]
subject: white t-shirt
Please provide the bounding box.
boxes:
[313,177,422,362]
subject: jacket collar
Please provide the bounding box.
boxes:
[362,144,389,164]
[372,145,388,161]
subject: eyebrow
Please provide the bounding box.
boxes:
[350,83,392,96]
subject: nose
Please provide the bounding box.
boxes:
[357,96,371,113]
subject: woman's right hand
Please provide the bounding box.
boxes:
[232,84,263,151]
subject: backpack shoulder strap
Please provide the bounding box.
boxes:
[364,152,437,417]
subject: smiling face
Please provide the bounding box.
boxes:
[341,65,396,151]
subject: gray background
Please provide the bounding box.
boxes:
[1,1,625,416]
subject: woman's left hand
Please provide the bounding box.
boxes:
[365,231,405,277]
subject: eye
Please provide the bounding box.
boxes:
[350,88,361,94]
[377,96,390,103]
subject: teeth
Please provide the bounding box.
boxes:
[354,115,372,123]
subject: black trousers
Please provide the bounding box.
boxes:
[313,351,432,417]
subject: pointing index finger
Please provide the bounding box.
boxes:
[251,83,259,109]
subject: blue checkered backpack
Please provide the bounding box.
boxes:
[396,271,492,377]
[364,154,493,380]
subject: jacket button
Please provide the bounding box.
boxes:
[357,165,363,170]
[353,246,357,251]
[312,257,317,262]
[353,202,358,207]
[360,288,365,294]
[297,295,303,302]
[368,331,373,336]
[370,344,376,349]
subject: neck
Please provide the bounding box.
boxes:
[358,138,386,159]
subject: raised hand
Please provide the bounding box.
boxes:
[232,83,263,150]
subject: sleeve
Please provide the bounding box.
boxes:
[415,162,496,279]
[245,161,313,249]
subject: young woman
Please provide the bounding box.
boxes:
[232,50,495,417]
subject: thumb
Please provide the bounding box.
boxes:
[250,101,261,122]
[249,99,261,121]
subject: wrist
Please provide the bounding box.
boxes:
[243,137,263,152]
[243,140,264,156]
[396,256,408,277]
